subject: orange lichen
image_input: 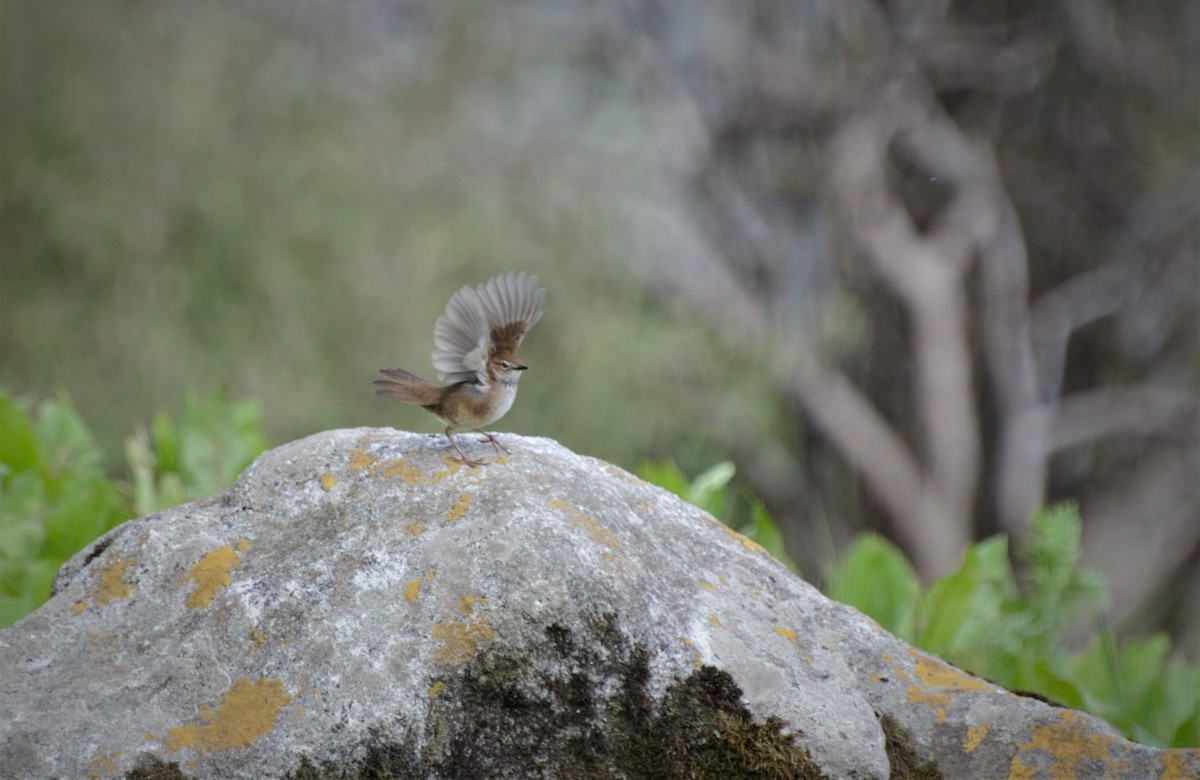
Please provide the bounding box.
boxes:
[717,523,769,556]
[94,556,136,607]
[445,492,471,521]
[910,653,993,694]
[380,458,423,484]
[403,578,422,602]
[430,595,494,665]
[163,678,293,755]
[773,627,797,644]
[348,448,376,471]
[1009,710,1140,780]
[87,747,120,778]
[885,650,996,724]
[319,472,337,491]
[74,554,138,615]
[184,541,249,610]
[431,617,494,665]
[964,724,987,752]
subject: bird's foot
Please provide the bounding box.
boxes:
[447,433,487,467]
[474,429,510,454]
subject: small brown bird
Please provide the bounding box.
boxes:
[374,271,546,466]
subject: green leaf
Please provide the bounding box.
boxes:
[826,534,919,641]
[0,395,39,473]
[686,461,734,518]
[636,460,691,502]
[918,536,1014,667]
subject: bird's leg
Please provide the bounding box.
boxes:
[474,428,509,454]
[445,429,486,467]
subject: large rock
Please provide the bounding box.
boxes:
[0,429,1195,779]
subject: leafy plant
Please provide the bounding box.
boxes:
[829,505,1198,748]
[0,392,130,626]
[126,390,268,516]
[636,459,797,574]
[0,388,268,627]
[643,459,1199,748]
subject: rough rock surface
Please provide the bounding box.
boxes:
[0,429,1195,779]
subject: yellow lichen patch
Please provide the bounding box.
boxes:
[376,455,462,485]
[380,458,423,484]
[458,594,487,613]
[547,498,623,554]
[717,523,769,556]
[707,615,724,629]
[87,747,120,778]
[348,448,377,471]
[403,577,422,602]
[1162,750,1200,779]
[94,556,137,607]
[1010,710,1146,780]
[163,678,293,755]
[964,724,987,752]
[697,580,717,591]
[910,652,993,694]
[445,492,471,521]
[908,688,952,724]
[773,627,797,644]
[319,472,337,491]
[893,651,994,724]
[428,681,445,698]
[185,541,249,610]
[404,522,424,535]
[248,628,268,649]
[431,616,494,665]
[75,554,138,614]
[430,594,494,665]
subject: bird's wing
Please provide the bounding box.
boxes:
[475,271,546,357]
[432,272,545,382]
[432,284,490,383]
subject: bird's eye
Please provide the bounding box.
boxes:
[500,361,512,369]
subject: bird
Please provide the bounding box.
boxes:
[374,271,546,466]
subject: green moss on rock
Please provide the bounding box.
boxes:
[880,714,942,780]
[286,611,827,779]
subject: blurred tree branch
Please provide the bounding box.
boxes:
[620,1,1198,594]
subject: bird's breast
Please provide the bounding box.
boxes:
[436,380,518,430]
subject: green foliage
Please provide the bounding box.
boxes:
[126,390,268,516]
[646,460,1199,749]
[636,459,798,575]
[826,504,1198,748]
[0,388,267,627]
[0,392,129,627]
[825,534,920,642]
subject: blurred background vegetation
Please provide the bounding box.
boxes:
[1,0,1197,663]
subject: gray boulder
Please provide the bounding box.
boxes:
[0,429,1194,779]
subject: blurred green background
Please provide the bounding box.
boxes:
[2,2,1197,645]
[0,1,773,471]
